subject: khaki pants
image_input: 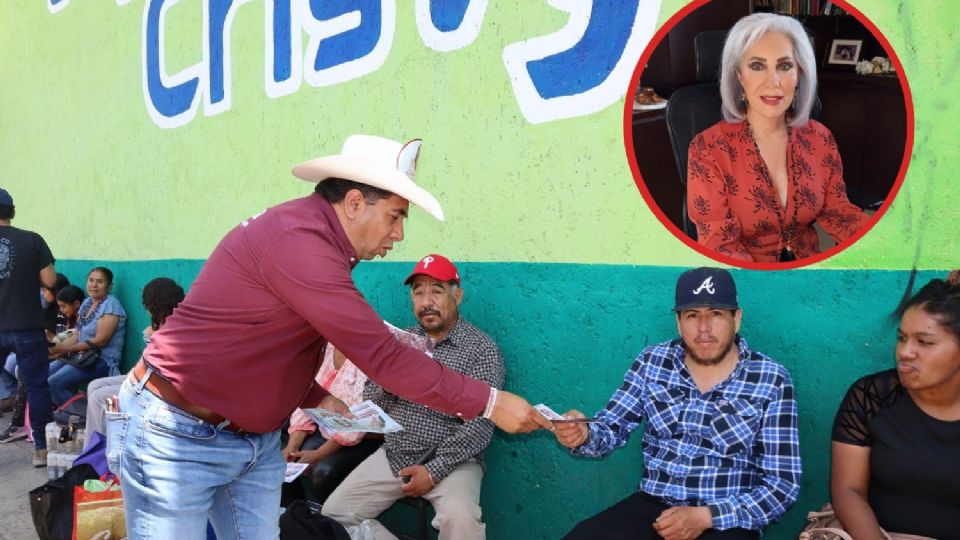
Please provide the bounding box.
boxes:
[321,448,486,540]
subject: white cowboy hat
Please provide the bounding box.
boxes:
[292,135,444,221]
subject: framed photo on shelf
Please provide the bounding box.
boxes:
[826,39,862,66]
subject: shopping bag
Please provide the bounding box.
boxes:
[280,500,350,540]
[29,464,99,540]
[74,431,108,477]
[72,478,125,540]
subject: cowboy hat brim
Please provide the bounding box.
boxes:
[292,156,444,221]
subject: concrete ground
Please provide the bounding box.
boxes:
[0,431,49,540]
[0,425,426,540]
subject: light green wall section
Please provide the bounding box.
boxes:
[0,1,956,269]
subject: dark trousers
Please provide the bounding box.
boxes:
[280,431,382,506]
[563,492,759,540]
[0,329,53,449]
[10,379,27,426]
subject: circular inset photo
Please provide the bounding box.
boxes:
[624,0,912,269]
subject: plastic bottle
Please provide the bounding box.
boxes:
[47,451,60,480]
[63,452,77,472]
[45,422,59,452]
[57,424,71,452]
[73,427,86,453]
[45,452,55,480]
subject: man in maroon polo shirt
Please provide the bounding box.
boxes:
[113,135,551,540]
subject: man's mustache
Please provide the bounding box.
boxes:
[418,309,441,318]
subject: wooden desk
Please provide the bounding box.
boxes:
[817,71,908,201]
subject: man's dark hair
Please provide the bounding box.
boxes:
[314,177,392,204]
[142,277,186,330]
[0,204,14,220]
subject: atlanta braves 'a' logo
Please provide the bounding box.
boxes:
[692,276,715,295]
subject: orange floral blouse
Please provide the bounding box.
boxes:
[686,120,869,262]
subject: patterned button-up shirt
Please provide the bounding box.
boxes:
[364,317,505,482]
[576,337,801,531]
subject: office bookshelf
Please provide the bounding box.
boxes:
[752,0,849,16]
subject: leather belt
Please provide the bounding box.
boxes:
[130,359,249,434]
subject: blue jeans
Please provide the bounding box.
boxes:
[0,329,54,449]
[48,358,109,406]
[113,370,284,540]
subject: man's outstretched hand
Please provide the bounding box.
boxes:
[489,390,554,433]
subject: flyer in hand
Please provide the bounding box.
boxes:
[384,320,434,356]
[303,400,404,434]
[284,462,309,483]
[535,403,598,423]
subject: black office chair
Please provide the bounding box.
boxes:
[664,31,727,240]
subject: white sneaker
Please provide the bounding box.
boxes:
[0,424,27,443]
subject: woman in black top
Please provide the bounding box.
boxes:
[831,270,960,539]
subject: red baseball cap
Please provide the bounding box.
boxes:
[404,254,460,285]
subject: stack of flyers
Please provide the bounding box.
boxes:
[534,403,598,423]
[303,400,404,434]
[284,462,310,483]
[385,321,434,356]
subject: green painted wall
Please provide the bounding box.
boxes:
[4,0,959,538]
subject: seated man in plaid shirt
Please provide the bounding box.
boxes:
[555,267,801,540]
[322,254,505,540]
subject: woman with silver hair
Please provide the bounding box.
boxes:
[686,13,869,262]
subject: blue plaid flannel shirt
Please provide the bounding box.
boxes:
[576,337,801,531]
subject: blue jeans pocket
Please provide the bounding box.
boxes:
[105,409,130,474]
[146,405,218,440]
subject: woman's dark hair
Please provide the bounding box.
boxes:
[314,177,392,204]
[142,277,186,330]
[45,273,71,295]
[902,270,960,342]
[89,266,114,285]
[56,285,85,304]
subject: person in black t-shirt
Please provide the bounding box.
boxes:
[0,187,58,467]
[831,270,960,540]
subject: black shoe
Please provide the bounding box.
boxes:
[0,424,28,443]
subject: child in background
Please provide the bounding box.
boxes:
[84,277,184,438]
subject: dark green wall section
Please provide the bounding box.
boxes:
[57,260,940,539]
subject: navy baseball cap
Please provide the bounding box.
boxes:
[0,188,12,207]
[674,267,739,312]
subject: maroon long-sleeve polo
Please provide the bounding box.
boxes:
[143,194,489,433]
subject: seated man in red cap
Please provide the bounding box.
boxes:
[323,254,504,540]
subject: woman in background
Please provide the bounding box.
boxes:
[48,267,126,406]
[686,13,869,262]
[831,270,960,539]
